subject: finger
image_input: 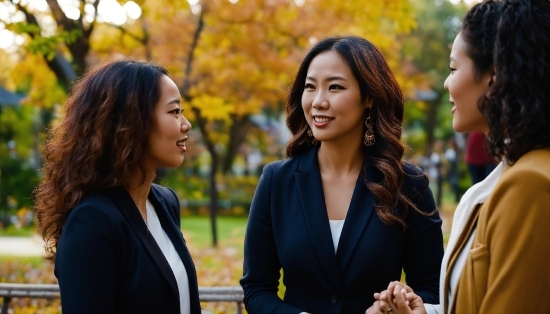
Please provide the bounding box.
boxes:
[386,285,401,310]
[402,283,413,293]
[379,291,388,302]
[374,292,381,301]
[393,287,409,309]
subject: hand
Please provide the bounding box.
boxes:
[367,282,407,314]
[378,282,426,314]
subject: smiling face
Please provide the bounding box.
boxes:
[444,33,491,134]
[144,75,191,170]
[301,50,368,145]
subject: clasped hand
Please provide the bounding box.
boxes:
[365,281,426,314]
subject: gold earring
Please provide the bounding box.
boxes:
[364,115,375,146]
[307,127,318,144]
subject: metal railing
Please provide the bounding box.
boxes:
[0,283,244,314]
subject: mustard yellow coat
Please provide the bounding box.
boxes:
[451,149,550,313]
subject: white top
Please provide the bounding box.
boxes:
[424,162,504,314]
[146,199,191,314]
[328,220,345,252]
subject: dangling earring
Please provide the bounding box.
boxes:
[364,115,375,146]
[307,127,318,145]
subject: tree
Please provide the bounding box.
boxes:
[399,0,468,155]
[2,0,419,246]
[141,0,418,246]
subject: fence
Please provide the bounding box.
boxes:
[0,283,244,314]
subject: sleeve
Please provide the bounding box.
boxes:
[425,303,443,314]
[402,167,445,304]
[240,164,303,314]
[478,170,550,313]
[54,203,123,313]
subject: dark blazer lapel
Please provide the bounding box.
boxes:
[335,170,376,273]
[105,187,179,300]
[295,147,341,287]
[149,186,201,311]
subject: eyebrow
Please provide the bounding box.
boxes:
[165,98,181,106]
[306,76,348,82]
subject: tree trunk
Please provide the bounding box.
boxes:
[208,152,219,247]
[222,114,252,174]
[424,95,442,156]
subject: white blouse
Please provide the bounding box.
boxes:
[328,219,345,252]
[146,199,191,314]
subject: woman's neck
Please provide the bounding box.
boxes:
[126,171,155,222]
[317,141,364,176]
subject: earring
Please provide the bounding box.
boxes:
[364,115,375,146]
[307,127,318,145]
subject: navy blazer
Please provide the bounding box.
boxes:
[55,184,201,314]
[241,147,444,314]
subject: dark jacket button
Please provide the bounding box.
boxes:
[330,296,337,304]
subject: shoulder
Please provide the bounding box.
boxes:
[492,149,550,200]
[503,149,550,180]
[402,161,430,190]
[151,184,178,203]
[69,191,122,220]
[60,191,126,246]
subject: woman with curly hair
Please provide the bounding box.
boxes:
[240,36,444,313]
[34,60,201,313]
[373,1,550,313]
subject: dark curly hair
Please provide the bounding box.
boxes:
[286,36,424,229]
[460,0,502,81]
[34,60,168,259]
[484,0,550,162]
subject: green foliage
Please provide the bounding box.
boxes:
[9,22,82,60]
[0,105,40,223]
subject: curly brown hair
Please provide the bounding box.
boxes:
[286,36,425,229]
[34,60,169,259]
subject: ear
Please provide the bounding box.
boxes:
[488,67,496,86]
[364,98,374,109]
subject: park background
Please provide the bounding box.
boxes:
[0,0,480,312]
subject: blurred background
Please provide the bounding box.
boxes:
[0,0,493,312]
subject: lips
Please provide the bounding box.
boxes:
[176,138,187,151]
[313,115,334,127]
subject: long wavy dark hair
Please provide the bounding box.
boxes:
[286,36,423,228]
[483,0,550,162]
[34,60,168,259]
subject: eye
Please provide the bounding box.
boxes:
[170,108,183,115]
[329,84,344,90]
[449,66,456,74]
[304,83,316,90]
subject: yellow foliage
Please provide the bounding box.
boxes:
[189,95,234,122]
[10,54,66,108]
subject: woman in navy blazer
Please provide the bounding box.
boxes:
[34,60,201,313]
[240,36,444,314]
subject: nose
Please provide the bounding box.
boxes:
[443,74,450,91]
[181,116,192,132]
[312,91,328,109]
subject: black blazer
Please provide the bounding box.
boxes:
[55,184,201,314]
[241,147,444,314]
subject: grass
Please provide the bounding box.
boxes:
[181,215,248,249]
[0,225,35,237]
[0,255,44,268]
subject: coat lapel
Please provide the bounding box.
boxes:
[295,147,342,289]
[149,186,201,312]
[105,187,179,300]
[335,170,376,274]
